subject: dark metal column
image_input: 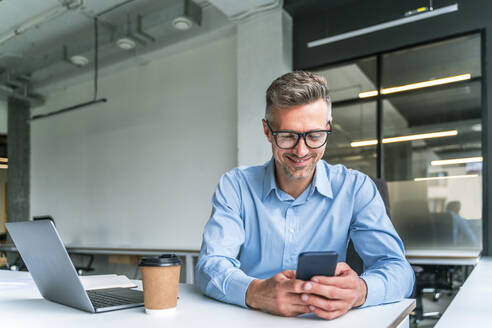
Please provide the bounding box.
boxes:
[7,99,30,225]
[481,29,490,256]
[376,55,384,179]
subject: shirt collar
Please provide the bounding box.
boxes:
[312,160,333,199]
[262,158,277,200]
[263,158,333,200]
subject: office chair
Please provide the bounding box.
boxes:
[430,212,454,247]
[345,177,440,323]
[346,177,390,276]
[392,200,434,249]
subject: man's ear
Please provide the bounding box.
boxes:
[262,119,272,144]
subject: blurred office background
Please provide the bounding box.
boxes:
[1,1,492,326]
[317,33,483,251]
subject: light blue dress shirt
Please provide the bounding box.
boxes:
[196,159,414,308]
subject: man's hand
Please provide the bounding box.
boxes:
[245,270,311,317]
[300,262,367,320]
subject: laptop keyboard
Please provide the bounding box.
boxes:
[87,288,144,309]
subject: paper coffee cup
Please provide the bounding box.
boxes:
[139,254,182,314]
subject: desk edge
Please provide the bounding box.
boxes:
[388,299,416,328]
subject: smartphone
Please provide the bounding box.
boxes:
[296,251,338,281]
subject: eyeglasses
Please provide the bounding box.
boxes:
[266,120,331,149]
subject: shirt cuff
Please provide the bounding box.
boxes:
[359,273,386,307]
[225,270,256,308]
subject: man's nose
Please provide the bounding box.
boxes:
[293,137,309,157]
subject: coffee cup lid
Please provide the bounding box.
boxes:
[139,254,183,267]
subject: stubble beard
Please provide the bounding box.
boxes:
[280,155,317,181]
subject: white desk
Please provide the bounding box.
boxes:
[405,248,481,265]
[0,270,415,328]
[434,257,492,327]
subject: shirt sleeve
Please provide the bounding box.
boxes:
[195,170,255,308]
[453,214,478,244]
[350,174,415,307]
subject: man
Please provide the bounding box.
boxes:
[196,71,414,319]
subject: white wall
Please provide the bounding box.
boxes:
[237,10,292,166]
[31,35,237,250]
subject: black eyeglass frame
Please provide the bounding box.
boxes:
[265,120,332,149]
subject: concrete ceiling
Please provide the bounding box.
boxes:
[283,0,362,18]
[0,0,280,104]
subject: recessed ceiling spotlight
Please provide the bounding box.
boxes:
[116,37,136,50]
[471,123,482,132]
[172,17,192,30]
[70,55,89,67]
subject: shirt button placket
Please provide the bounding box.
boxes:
[283,205,296,269]
[282,206,289,269]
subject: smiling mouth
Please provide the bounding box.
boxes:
[287,156,311,166]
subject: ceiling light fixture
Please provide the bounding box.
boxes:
[0,157,7,163]
[350,139,378,147]
[116,37,136,50]
[383,130,458,143]
[70,55,89,67]
[358,73,471,98]
[350,130,458,148]
[0,164,7,169]
[471,123,482,132]
[172,17,193,30]
[414,174,478,182]
[359,90,379,98]
[308,4,458,47]
[381,73,471,95]
[431,156,483,166]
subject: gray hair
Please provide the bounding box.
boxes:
[265,71,332,124]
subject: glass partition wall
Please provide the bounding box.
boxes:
[316,33,483,251]
[318,57,378,176]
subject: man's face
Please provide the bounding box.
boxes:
[263,98,331,183]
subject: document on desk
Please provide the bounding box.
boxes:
[79,274,137,290]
